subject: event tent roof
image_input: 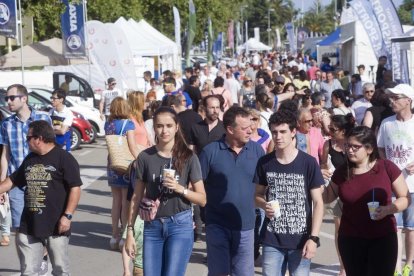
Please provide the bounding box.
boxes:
[0,38,86,68]
[242,38,272,51]
[318,28,341,46]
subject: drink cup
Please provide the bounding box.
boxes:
[268,200,281,219]
[163,168,176,180]
[367,201,379,220]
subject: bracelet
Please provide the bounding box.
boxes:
[126,225,134,230]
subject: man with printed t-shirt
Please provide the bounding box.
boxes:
[254,110,324,275]
[100,77,125,120]
[377,84,414,276]
[0,121,82,275]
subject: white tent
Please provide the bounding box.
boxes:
[0,38,87,68]
[240,38,272,52]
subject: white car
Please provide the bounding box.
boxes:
[29,87,106,137]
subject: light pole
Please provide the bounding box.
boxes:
[267,8,275,46]
[240,5,248,43]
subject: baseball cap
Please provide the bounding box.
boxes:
[386,84,414,108]
[275,76,285,84]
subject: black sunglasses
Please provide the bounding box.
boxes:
[26,135,39,141]
[5,95,24,101]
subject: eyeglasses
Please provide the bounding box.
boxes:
[245,80,252,82]
[50,97,61,101]
[345,143,364,151]
[5,95,23,101]
[389,94,408,101]
[110,83,116,86]
[26,135,38,141]
[365,90,374,93]
[303,119,313,124]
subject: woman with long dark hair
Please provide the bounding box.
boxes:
[323,126,409,275]
[125,107,206,276]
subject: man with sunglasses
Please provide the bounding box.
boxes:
[351,83,374,124]
[49,88,74,152]
[99,77,124,120]
[378,84,414,276]
[0,120,82,275]
[0,84,52,272]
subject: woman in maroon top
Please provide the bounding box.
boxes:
[323,126,410,276]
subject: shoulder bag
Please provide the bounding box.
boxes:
[106,120,135,174]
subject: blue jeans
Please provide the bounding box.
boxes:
[262,245,311,276]
[206,224,254,276]
[143,209,193,276]
[395,193,414,230]
[9,186,24,228]
[0,203,11,236]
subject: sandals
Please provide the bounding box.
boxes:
[0,236,10,246]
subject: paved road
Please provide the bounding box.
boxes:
[0,139,344,276]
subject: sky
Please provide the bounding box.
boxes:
[293,0,404,12]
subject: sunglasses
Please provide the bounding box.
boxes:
[345,143,364,151]
[26,135,38,141]
[329,127,340,133]
[110,82,116,86]
[276,82,284,85]
[5,95,24,101]
[303,119,313,124]
[365,90,374,93]
[50,97,61,100]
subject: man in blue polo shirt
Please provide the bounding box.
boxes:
[199,106,265,276]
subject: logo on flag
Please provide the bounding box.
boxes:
[0,3,10,25]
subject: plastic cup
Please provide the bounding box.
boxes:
[367,201,379,220]
[268,200,281,219]
[163,168,175,180]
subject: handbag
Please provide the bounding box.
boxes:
[106,120,135,174]
[138,197,160,221]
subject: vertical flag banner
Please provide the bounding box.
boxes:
[369,0,409,83]
[173,7,181,53]
[185,0,196,67]
[0,0,17,38]
[245,21,248,43]
[213,32,223,59]
[275,28,281,48]
[207,17,213,64]
[61,0,86,58]
[236,21,241,47]
[254,27,260,41]
[227,20,234,49]
[285,22,296,54]
[349,0,386,61]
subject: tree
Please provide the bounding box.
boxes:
[398,0,414,24]
[303,1,334,34]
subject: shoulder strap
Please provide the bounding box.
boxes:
[260,114,269,123]
[221,89,226,95]
[119,119,128,135]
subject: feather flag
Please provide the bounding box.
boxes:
[185,0,196,67]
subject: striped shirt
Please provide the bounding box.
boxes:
[0,108,52,175]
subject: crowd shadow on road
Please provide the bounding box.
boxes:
[79,164,107,170]
[0,268,20,274]
[322,218,334,224]
[83,188,112,197]
[70,221,114,251]
[310,263,340,275]
[76,203,111,217]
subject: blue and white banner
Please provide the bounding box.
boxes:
[61,0,86,58]
[0,0,17,38]
[213,32,223,59]
[285,22,296,54]
[173,7,181,52]
[349,0,386,60]
[370,0,409,83]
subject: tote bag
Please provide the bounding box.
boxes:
[106,120,135,174]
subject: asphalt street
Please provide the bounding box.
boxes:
[0,138,354,276]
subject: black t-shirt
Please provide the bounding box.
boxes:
[189,120,226,154]
[178,110,203,145]
[185,86,202,112]
[135,146,203,217]
[254,150,324,249]
[11,146,82,238]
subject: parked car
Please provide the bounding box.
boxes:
[0,89,93,151]
[29,86,105,138]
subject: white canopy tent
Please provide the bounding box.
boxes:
[239,38,272,52]
[0,38,87,68]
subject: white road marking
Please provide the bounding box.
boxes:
[80,168,106,190]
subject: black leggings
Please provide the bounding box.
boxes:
[338,232,397,276]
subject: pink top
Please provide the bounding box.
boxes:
[298,127,325,164]
[250,134,271,152]
[130,117,150,147]
[211,87,233,111]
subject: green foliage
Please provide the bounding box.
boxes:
[303,1,335,34]
[398,0,414,24]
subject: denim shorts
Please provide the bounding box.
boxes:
[395,193,414,230]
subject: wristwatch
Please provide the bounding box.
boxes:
[63,213,73,220]
[308,235,320,247]
[182,188,188,196]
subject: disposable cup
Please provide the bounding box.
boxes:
[268,200,281,219]
[163,168,176,180]
[367,201,379,220]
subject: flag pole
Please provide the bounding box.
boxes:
[18,0,24,84]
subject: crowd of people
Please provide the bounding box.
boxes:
[0,49,414,276]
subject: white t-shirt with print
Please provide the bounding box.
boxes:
[377,115,414,192]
